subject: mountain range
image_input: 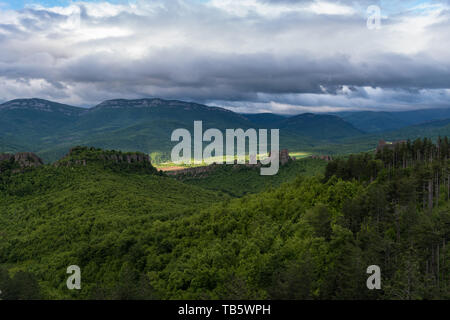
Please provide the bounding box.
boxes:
[1,98,450,162]
[334,109,450,133]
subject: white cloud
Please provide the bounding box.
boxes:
[308,1,355,15]
[207,0,355,18]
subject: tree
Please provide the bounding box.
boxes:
[304,204,332,240]
[0,268,41,300]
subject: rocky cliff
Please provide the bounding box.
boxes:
[0,98,82,116]
[311,155,333,161]
[0,152,44,173]
[54,146,158,174]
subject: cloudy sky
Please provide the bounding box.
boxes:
[0,0,449,113]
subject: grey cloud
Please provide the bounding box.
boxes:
[53,50,450,94]
[0,0,449,112]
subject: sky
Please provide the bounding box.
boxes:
[0,0,449,113]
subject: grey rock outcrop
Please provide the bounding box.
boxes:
[0,152,44,173]
[311,155,333,161]
[54,147,152,167]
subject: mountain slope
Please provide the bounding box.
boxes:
[334,118,450,154]
[57,98,256,160]
[242,113,287,127]
[181,157,327,197]
[278,113,363,140]
[0,148,229,299]
[336,111,409,133]
[1,98,259,162]
[382,118,450,141]
[0,136,28,154]
[73,98,252,132]
[336,108,450,133]
[0,99,83,144]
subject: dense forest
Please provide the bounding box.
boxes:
[0,139,449,300]
[181,158,327,197]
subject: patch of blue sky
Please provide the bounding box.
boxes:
[378,0,444,15]
[0,0,131,10]
[0,0,444,14]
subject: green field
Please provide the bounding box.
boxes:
[289,151,311,159]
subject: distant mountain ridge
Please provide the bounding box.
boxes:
[93,98,242,115]
[241,113,288,127]
[0,98,260,162]
[0,98,83,116]
[1,97,450,162]
[334,108,450,133]
[278,113,363,140]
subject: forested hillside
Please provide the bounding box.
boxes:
[0,140,448,300]
[0,148,228,299]
[336,109,450,133]
[181,158,327,197]
[3,98,450,163]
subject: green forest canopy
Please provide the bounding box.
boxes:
[0,138,449,300]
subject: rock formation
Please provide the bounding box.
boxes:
[268,149,293,165]
[0,152,44,173]
[279,149,291,165]
[311,155,333,161]
[376,139,407,153]
[165,163,220,178]
[54,146,153,168]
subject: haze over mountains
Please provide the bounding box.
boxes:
[334,109,450,133]
[1,98,450,162]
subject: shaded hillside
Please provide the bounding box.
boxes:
[80,99,251,129]
[0,147,229,299]
[278,113,363,140]
[336,111,409,133]
[0,136,28,154]
[382,118,450,141]
[336,108,450,133]
[181,157,327,197]
[0,99,83,145]
[334,118,450,154]
[242,113,287,127]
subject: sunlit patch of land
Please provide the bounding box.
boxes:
[158,166,187,172]
[289,151,311,159]
[154,152,312,170]
[155,153,269,170]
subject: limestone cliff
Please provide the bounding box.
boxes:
[53,146,158,174]
[0,152,44,173]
